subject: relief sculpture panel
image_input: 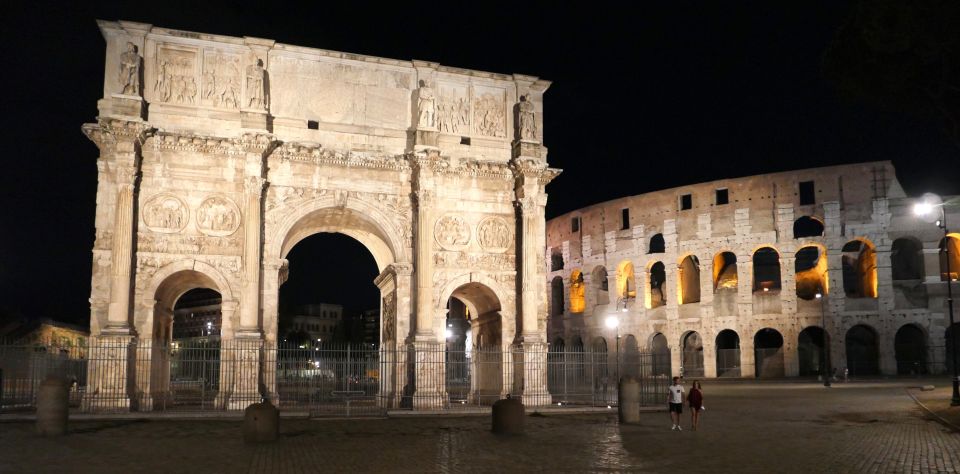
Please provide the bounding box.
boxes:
[142,193,188,233]
[196,195,241,236]
[201,51,242,109]
[434,214,471,251]
[477,216,511,253]
[155,46,198,105]
[472,88,506,138]
[437,83,470,135]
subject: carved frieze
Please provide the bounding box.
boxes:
[477,216,511,253]
[473,91,506,138]
[434,215,471,251]
[155,46,198,105]
[437,96,469,134]
[382,292,396,343]
[197,196,241,236]
[433,251,516,271]
[142,194,188,233]
[137,232,241,255]
[201,51,241,109]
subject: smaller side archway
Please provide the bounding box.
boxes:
[550,276,564,317]
[617,260,636,300]
[715,329,741,377]
[895,324,927,375]
[795,245,828,300]
[754,328,784,378]
[845,324,879,376]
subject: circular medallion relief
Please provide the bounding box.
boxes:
[196,195,241,236]
[434,214,471,251]
[142,193,188,234]
[477,216,511,253]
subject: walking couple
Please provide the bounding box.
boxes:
[667,376,704,431]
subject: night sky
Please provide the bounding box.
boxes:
[1,1,957,326]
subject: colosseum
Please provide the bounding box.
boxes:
[545,161,960,379]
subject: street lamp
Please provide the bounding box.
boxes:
[815,293,830,388]
[914,192,959,406]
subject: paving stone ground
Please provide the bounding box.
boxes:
[2,379,959,473]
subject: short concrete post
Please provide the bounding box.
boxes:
[491,395,524,434]
[36,376,69,436]
[618,376,640,424]
[242,400,279,443]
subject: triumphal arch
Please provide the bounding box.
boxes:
[82,20,558,411]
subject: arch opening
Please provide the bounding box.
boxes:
[895,324,927,375]
[678,255,701,305]
[569,269,585,313]
[650,333,671,376]
[150,270,225,411]
[793,216,824,239]
[939,234,960,282]
[845,324,879,376]
[648,262,666,309]
[752,247,782,293]
[446,282,503,405]
[649,233,666,254]
[715,329,741,377]
[754,328,784,378]
[795,246,828,300]
[591,266,610,306]
[797,326,829,376]
[623,335,640,378]
[617,260,636,300]
[841,239,878,298]
[550,276,564,317]
[681,331,704,377]
[891,237,928,309]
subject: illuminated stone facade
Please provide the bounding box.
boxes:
[547,162,960,378]
[83,21,557,410]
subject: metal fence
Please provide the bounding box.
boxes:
[0,339,670,416]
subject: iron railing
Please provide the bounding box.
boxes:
[0,339,671,416]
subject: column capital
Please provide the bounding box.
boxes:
[244,175,266,196]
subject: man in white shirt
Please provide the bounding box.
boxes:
[667,376,684,431]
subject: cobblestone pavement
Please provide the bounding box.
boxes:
[2,380,960,473]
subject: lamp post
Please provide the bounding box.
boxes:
[914,193,959,406]
[605,315,621,386]
[815,293,830,387]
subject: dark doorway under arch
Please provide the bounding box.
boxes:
[715,330,741,377]
[797,327,829,376]
[845,324,879,376]
[651,333,671,376]
[895,324,927,375]
[754,328,784,377]
[682,332,704,377]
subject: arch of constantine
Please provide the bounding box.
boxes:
[82,21,558,411]
[547,162,960,379]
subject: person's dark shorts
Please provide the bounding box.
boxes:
[669,402,683,413]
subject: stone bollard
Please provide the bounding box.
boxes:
[243,400,279,443]
[491,395,525,435]
[36,376,69,436]
[618,376,640,424]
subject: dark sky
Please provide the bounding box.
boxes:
[1,1,957,325]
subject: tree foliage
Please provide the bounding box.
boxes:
[823,0,960,145]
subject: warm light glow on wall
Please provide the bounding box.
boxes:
[569,269,585,313]
[617,260,636,299]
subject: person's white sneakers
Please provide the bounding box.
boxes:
[677,425,682,431]
[671,424,677,430]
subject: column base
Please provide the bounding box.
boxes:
[82,334,134,413]
[521,340,552,407]
[411,340,446,410]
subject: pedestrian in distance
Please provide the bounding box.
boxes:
[688,380,704,431]
[667,376,684,431]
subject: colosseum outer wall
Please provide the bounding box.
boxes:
[546,161,960,378]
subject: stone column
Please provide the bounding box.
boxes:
[740,336,755,378]
[703,337,717,378]
[516,194,551,406]
[781,254,798,315]
[81,119,149,412]
[411,153,444,409]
